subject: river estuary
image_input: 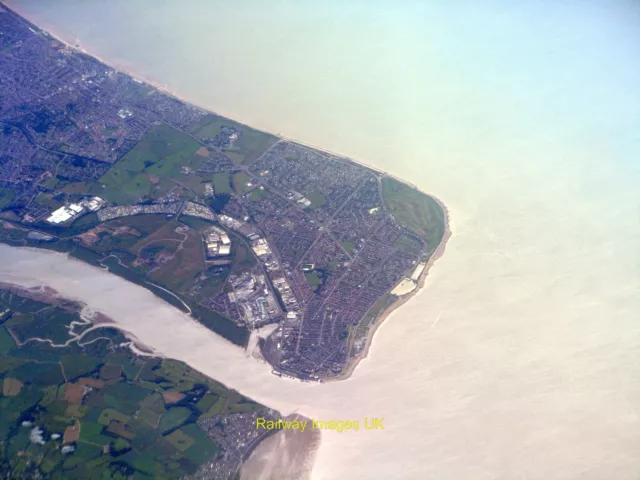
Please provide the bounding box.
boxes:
[3,1,640,479]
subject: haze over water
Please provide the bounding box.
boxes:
[4,1,640,478]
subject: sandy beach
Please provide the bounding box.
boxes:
[332,194,451,382]
[3,0,284,152]
[3,0,453,383]
[3,2,640,479]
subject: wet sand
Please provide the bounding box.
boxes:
[3,2,640,479]
[333,195,451,382]
[1,2,451,380]
[240,414,321,480]
[4,0,452,386]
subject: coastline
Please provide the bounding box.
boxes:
[4,2,442,201]
[239,413,320,480]
[2,0,451,383]
[2,1,280,151]
[329,195,451,382]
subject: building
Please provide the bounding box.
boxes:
[83,197,106,211]
[250,238,271,257]
[204,226,232,258]
[46,196,106,225]
[46,204,84,224]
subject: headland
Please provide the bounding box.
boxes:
[0,2,449,383]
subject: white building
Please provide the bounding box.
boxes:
[46,204,84,224]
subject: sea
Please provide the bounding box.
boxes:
[2,1,640,479]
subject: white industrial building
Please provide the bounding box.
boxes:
[204,226,232,257]
[46,204,84,224]
[46,197,105,225]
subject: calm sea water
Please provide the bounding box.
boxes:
[4,1,640,478]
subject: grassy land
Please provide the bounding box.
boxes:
[41,176,60,191]
[0,188,15,209]
[148,228,206,293]
[0,289,266,478]
[393,233,424,255]
[248,187,267,202]
[212,172,233,195]
[341,240,357,254]
[93,120,271,205]
[35,192,64,211]
[112,124,200,174]
[4,307,81,346]
[231,171,251,195]
[188,114,279,166]
[81,215,206,295]
[381,177,445,250]
[229,231,257,274]
[98,168,152,205]
[0,218,250,347]
[169,173,207,198]
[348,292,397,357]
[304,270,324,291]
[306,191,327,208]
[177,216,217,232]
[97,124,201,204]
[59,181,93,195]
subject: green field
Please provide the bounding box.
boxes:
[176,216,217,233]
[148,227,206,292]
[111,124,200,174]
[91,120,271,205]
[381,177,445,250]
[232,171,251,195]
[172,173,209,197]
[78,215,206,295]
[0,288,269,478]
[98,168,152,205]
[97,124,201,204]
[188,114,279,165]
[304,270,324,291]
[34,192,64,211]
[158,406,192,434]
[0,327,15,355]
[248,186,267,202]
[306,190,327,208]
[212,172,233,195]
[229,233,257,274]
[0,188,14,209]
[393,233,424,255]
[61,354,102,380]
[341,240,357,254]
[59,181,93,195]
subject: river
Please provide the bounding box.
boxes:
[3,1,640,479]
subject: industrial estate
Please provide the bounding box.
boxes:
[0,5,446,478]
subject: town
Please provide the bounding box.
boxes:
[0,6,445,382]
[0,5,447,480]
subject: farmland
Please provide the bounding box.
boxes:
[188,114,279,166]
[97,124,202,205]
[0,289,275,479]
[0,5,447,381]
